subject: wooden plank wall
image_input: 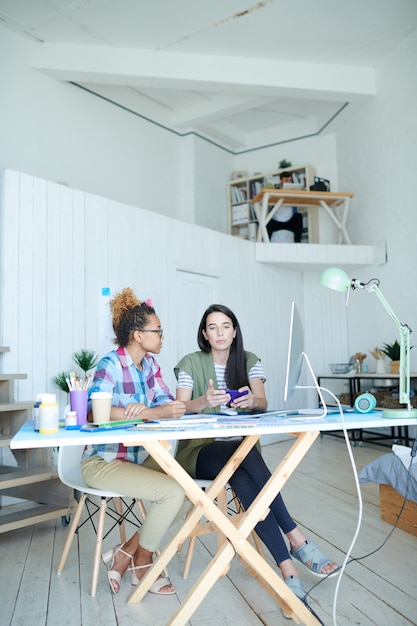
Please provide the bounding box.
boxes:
[0,169,348,415]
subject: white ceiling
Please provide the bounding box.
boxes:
[2,0,417,152]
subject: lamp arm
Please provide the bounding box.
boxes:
[363,283,412,409]
[359,282,403,328]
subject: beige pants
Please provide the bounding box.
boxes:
[82,455,191,552]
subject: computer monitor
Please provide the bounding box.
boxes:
[284,301,304,401]
[283,301,327,415]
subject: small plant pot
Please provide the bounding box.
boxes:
[389,360,400,374]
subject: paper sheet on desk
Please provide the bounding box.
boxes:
[135,414,277,430]
[281,417,339,425]
[132,415,223,430]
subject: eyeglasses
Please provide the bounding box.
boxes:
[140,329,164,337]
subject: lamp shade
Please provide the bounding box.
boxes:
[319,267,351,292]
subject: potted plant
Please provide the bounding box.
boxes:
[52,349,99,393]
[380,340,401,374]
[51,370,73,393]
[72,349,99,378]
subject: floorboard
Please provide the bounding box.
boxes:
[0,436,416,625]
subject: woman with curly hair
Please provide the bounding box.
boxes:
[81,288,190,595]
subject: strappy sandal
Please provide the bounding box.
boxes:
[283,576,306,619]
[129,563,176,595]
[290,540,339,578]
[102,543,136,593]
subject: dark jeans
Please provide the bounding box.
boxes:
[196,439,297,565]
[266,212,303,242]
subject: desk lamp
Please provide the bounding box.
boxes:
[319,267,417,418]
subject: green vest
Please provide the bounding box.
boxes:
[174,350,261,476]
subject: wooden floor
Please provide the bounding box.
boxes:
[1,435,416,626]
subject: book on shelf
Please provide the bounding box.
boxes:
[293,172,306,189]
[249,204,257,221]
[230,185,248,203]
[248,222,257,241]
[250,180,262,198]
[264,174,280,187]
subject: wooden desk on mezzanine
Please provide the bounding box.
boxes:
[251,188,354,244]
[11,411,417,625]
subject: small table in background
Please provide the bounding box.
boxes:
[252,188,354,244]
[318,372,417,446]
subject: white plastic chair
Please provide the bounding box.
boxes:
[57,445,146,596]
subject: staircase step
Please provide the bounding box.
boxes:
[0,502,71,533]
[0,467,58,490]
[0,374,28,381]
[0,401,34,413]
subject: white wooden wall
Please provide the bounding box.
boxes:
[0,169,348,416]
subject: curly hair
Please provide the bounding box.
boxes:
[109,287,155,347]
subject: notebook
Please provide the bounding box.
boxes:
[80,418,145,431]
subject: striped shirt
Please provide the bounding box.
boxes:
[176,360,266,411]
[82,346,174,464]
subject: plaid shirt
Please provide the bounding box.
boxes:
[82,346,174,464]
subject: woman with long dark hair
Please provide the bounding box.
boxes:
[174,304,338,602]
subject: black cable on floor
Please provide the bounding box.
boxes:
[306,442,416,598]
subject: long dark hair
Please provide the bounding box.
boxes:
[197,304,249,389]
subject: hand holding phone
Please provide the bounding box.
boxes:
[226,389,249,402]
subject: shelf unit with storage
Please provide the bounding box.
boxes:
[228,164,316,240]
[317,372,417,447]
[0,347,71,532]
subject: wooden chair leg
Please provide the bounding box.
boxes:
[183,535,197,579]
[216,487,230,576]
[115,497,126,544]
[90,497,107,597]
[136,498,147,521]
[182,486,230,579]
[57,492,87,574]
[158,480,264,582]
[216,486,228,548]
[58,493,147,596]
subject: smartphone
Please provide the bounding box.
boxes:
[226,389,249,402]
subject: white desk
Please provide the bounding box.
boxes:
[252,188,354,244]
[11,412,417,625]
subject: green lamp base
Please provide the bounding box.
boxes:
[382,408,417,419]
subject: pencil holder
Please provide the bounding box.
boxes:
[70,390,88,425]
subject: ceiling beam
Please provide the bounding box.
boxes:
[30,43,376,101]
[170,95,277,127]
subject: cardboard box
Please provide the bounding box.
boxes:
[379,484,417,537]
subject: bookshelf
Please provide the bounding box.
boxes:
[228,164,316,240]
